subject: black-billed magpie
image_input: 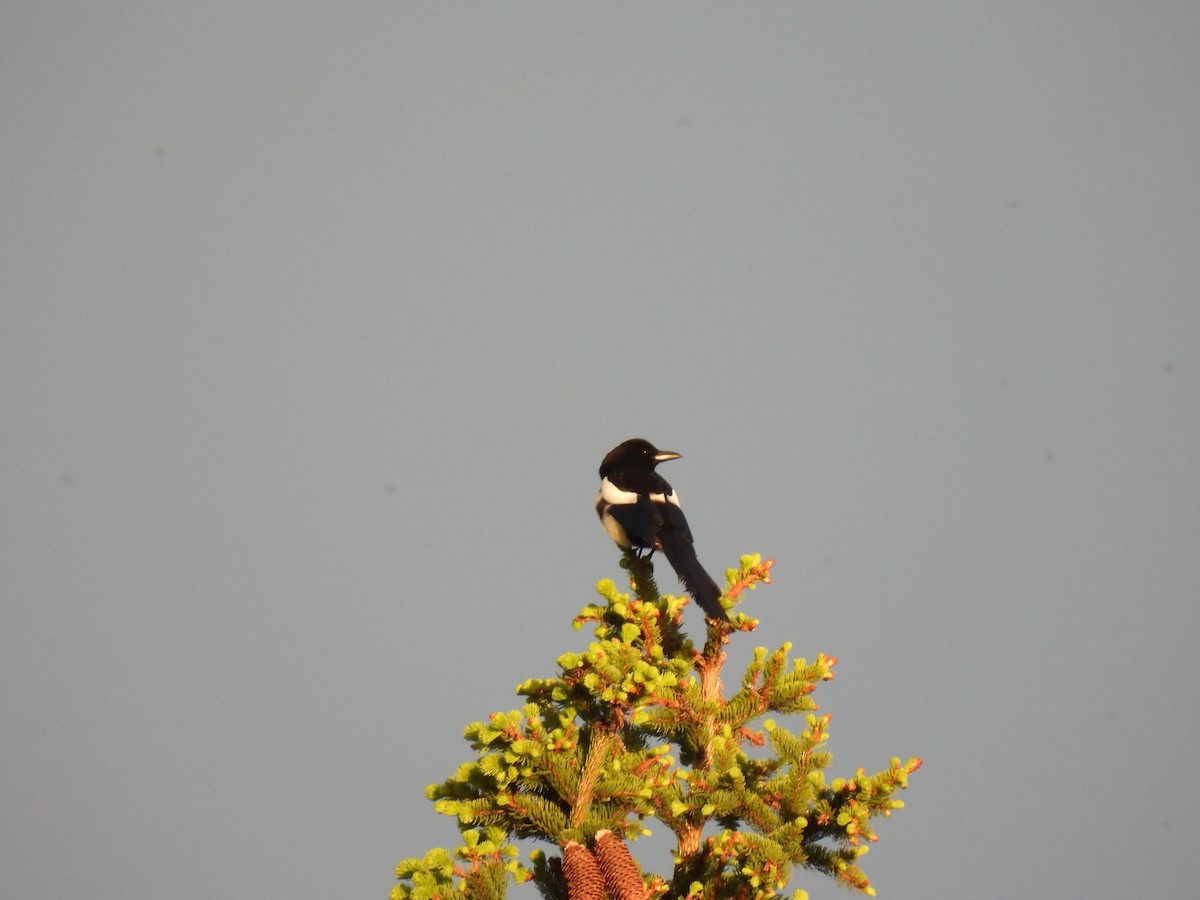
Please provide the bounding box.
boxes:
[596,438,728,621]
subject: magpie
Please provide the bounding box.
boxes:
[596,438,728,621]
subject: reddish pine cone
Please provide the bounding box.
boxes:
[561,840,606,900]
[594,830,647,900]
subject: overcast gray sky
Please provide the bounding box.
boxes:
[4,4,1199,899]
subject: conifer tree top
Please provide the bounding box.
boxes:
[393,552,920,900]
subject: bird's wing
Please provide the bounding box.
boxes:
[652,489,694,544]
[604,493,666,548]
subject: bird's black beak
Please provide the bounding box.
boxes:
[654,450,682,463]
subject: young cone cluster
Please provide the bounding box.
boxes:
[392,552,920,900]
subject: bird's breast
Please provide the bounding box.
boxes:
[596,496,633,547]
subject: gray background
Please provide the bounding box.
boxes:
[4,4,1198,899]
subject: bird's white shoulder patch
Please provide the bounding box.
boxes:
[599,478,639,505]
[650,489,681,507]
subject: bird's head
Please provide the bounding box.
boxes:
[599,438,681,475]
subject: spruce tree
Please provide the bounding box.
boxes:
[392,552,920,900]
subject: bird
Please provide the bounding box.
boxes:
[595,438,728,621]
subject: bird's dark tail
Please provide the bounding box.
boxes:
[657,530,728,621]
